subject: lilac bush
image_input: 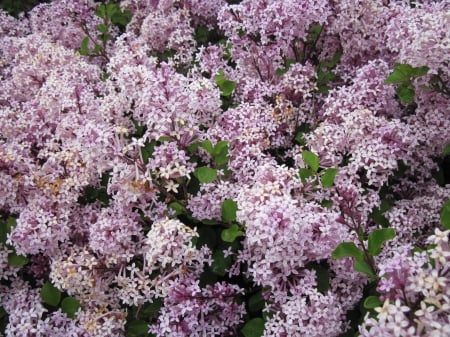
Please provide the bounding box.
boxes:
[0,0,449,336]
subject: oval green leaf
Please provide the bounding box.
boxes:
[8,252,28,266]
[127,319,149,337]
[248,291,265,313]
[221,199,238,223]
[354,259,376,279]
[321,168,339,188]
[302,150,320,172]
[221,224,244,243]
[396,83,415,104]
[211,250,232,276]
[331,242,364,260]
[41,282,61,307]
[364,296,382,309]
[61,297,81,319]
[241,318,265,337]
[440,200,450,229]
[194,167,217,184]
[367,228,396,256]
[443,144,450,156]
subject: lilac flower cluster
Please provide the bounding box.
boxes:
[361,228,450,337]
[0,0,449,336]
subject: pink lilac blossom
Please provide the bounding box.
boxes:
[114,218,211,305]
[187,180,239,221]
[385,1,450,75]
[140,4,195,64]
[28,0,100,51]
[88,205,143,264]
[384,184,450,248]
[320,59,400,120]
[361,228,450,337]
[149,277,245,337]
[327,1,397,70]
[263,288,346,337]
[235,164,348,294]
[306,108,416,188]
[0,243,19,280]
[0,280,91,337]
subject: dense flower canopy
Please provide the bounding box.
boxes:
[0,0,449,336]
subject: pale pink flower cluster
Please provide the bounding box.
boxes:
[362,229,450,337]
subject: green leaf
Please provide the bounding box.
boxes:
[7,216,16,229]
[443,144,450,156]
[105,3,118,17]
[127,320,149,337]
[0,224,7,244]
[92,44,102,54]
[169,202,186,217]
[321,50,342,68]
[275,67,288,77]
[314,264,330,293]
[367,228,396,256]
[299,168,314,182]
[441,200,450,229]
[61,297,81,319]
[140,299,163,317]
[141,140,156,165]
[95,5,106,19]
[370,208,390,227]
[96,24,108,34]
[158,136,172,143]
[215,71,236,96]
[302,150,320,172]
[248,291,265,312]
[275,59,296,76]
[215,71,226,85]
[321,168,339,188]
[411,65,429,78]
[221,224,244,243]
[241,318,265,337]
[111,9,132,27]
[307,24,323,44]
[220,80,236,96]
[40,282,61,307]
[364,296,382,309]
[385,64,414,84]
[316,68,338,89]
[294,132,306,145]
[379,199,393,212]
[193,167,217,183]
[0,216,15,244]
[221,199,238,223]
[196,226,218,249]
[187,140,214,154]
[199,140,214,154]
[213,141,229,165]
[320,199,333,208]
[195,25,209,44]
[354,259,376,278]
[331,242,364,260]
[79,37,89,55]
[396,83,415,104]
[7,252,28,266]
[211,250,232,276]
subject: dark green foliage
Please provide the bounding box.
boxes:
[0,0,49,17]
